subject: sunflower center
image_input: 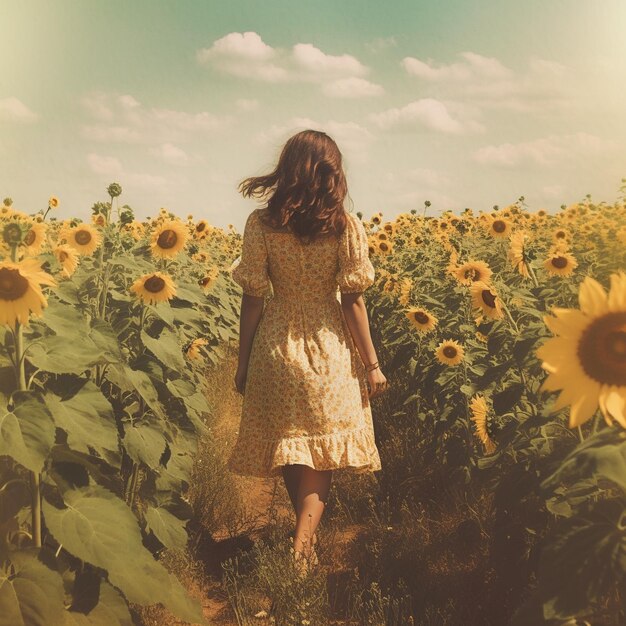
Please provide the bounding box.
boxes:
[75,230,92,245]
[577,312,626,386]
[555,231,566,239]
[493,220,506,233]
[481,289,496,308]
[144,275,166,293]
[415,311,429,324]
[59,251,68,262]
[552,256,567,269]
[443,346,457,358]
[0,267,29,301]
[24,230,36,246]
[157,229,178,249]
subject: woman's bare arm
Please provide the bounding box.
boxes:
[236,294,265,371]
[340,292,378,366]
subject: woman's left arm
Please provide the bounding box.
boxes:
[234,294,265,393]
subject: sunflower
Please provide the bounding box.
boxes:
[508,230,531,278]
[469,395,497,454]
[551,227,571,244]
[453,260,493,286]
[92,213,106,227]
[53,244,79,278]
[486,216,513,238]
[21,221,48,256]
[470,281,504,320]
[375,239,393,255]
[48,196,59,208]
[150,219,188,259]
[0,258,57,327]
[194,219,210,240]
[130,272,177,305]
[199,266,220,292]
[370,212,383,225]
[536,271,626,429]
[61,223,102,256]
[543,251,578,277]
[406,307,438,333]
[435,339,464,366]
[376,231,389,241]
[186,337,208,360]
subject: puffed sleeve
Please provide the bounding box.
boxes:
[230,210,272,297]
[336,212,375,294]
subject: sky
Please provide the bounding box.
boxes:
[1,0,625,231]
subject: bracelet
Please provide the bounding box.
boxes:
[365,361,379,372]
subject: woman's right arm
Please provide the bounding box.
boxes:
[340,292,388,398]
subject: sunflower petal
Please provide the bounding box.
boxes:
[578,275,608,316]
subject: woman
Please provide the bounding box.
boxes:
[227,129,389,575]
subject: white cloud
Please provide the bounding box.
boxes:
[197,32,376,98]
[402,51,511,81]
[87,153,123,175]
[402,52,574,114]
[322,77,384,98]
[0,97,38,123]
[150,143,189,165]
[472,132,617,167]
[80,91,231,144]
[369,98,484,134]
[292,43,367,77]
[235,98,259,112]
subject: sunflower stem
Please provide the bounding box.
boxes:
[577,425,585,443]
[14,319,42,548]
[527,263,540,288]
[501,301,520,334]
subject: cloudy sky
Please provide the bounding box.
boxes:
[1,0,625,230]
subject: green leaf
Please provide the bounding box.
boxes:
[492,382,525,415]
[0,391,55,473]
[123,423,166,469]
[144,506,188,550]
[44,382,119,458]
[63,581,133,626]
[140,328,185,372]
[42,485,206,625]
[107,364,167,421]
[0,548,65,626]
[27,336,103,375]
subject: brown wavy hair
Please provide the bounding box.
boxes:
[238,129,350,244]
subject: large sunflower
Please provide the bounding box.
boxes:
[470,281,504,320]
[62,223,102,256]
[435,339,465,366]
[469,395,497,454]
[536,271,626,428]
[150,219,188,259]
[131,272,177,305]
[0,258,57,327]
[406,307,438,333]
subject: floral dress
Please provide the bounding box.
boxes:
[227,207,382,478]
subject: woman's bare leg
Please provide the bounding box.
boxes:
[293,466,332,559]
[281,463,303,514]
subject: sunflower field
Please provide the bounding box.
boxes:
[1,180,625,625]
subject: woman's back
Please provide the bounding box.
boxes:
[231,207,375,304]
